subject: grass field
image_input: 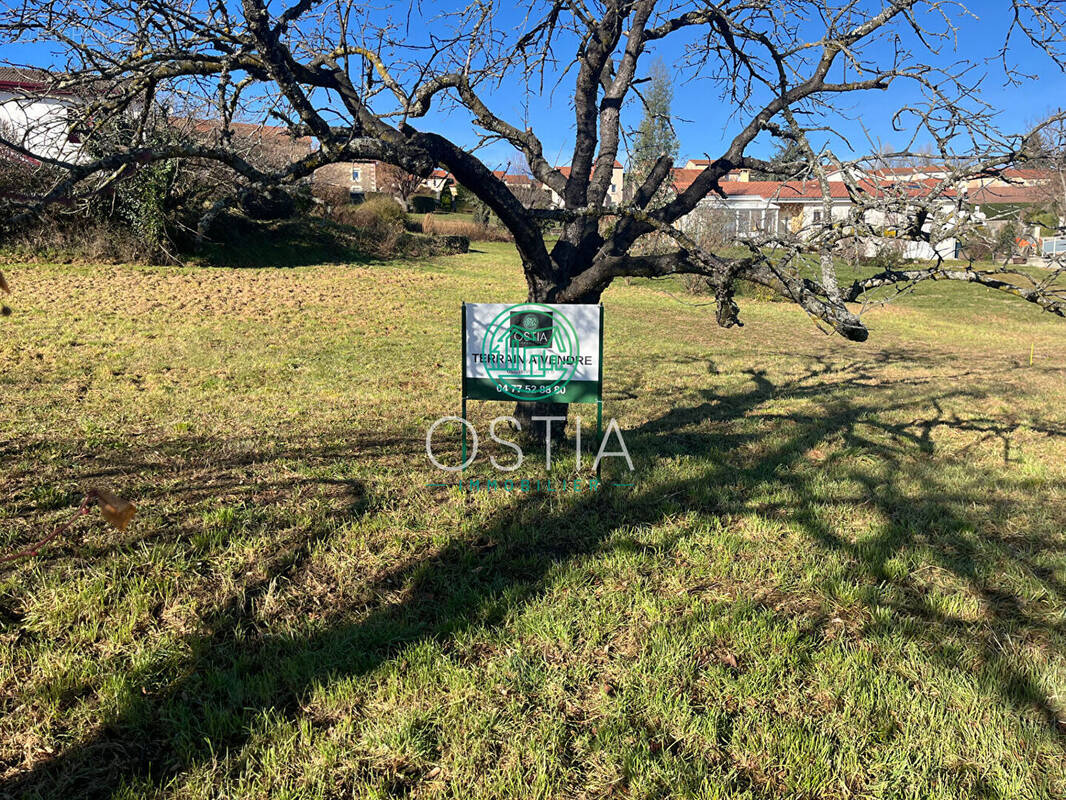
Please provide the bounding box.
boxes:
[2,243,1066,799]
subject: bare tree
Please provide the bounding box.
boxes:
[376,161,424,206]
[2,0,1066,425]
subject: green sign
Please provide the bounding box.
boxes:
[463,302,603,404]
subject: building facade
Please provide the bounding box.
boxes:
[0,67,85,163]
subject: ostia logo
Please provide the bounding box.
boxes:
[426,415,634,474]
[510,310,553,347]
[481,303,581,401]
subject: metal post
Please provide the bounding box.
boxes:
[596,399,602,481]
[461,396,468,471]
[461,302,467,472]
[597,304,604,481]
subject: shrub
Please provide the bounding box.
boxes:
[332,196,407,229]
[410,194,437,214]
[421,213,512,241]
[312,183,350,208]
[959,238,994,262]
[471,199,491,226]
[681,273,779,302]
[680,274,714,295]
[867,241,905,270]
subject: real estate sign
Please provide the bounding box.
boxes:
[462,302,602,404]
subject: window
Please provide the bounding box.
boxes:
[66,107,84,144]
[813,210,823,223]
[610,183,616,193]
[351,168,361,181]
[736,209,752,234]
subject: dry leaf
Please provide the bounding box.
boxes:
[718,651,739,670]
[0,271,8,294]
[425,766,441,780]
[93,489,137,530]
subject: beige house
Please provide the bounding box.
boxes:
[313,160,455,202]
[548,160,624,207]
[313,160,380,200]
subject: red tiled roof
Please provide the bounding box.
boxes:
[672,170,956,199]
[999,167,1053,181]
[492,169,535,186]
[556,161,622,179]
[967,184,1050,204]
[171,117,313,151]
[0,66,55,91]
[869,165,949,176]
[726,180,854,199]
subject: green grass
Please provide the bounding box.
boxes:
[2,243,1066,798]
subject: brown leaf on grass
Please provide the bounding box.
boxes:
[424,766,441,780]
[0,271,8,294]
[717,650,740,671]
[93,488,137,530]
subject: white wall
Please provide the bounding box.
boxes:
[0,92,83,163]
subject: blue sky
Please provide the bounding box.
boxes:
[410,1,1066,169]
[5,1,1064,169]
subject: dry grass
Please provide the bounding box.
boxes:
[2,244,1066,798]
[421,213,513,241]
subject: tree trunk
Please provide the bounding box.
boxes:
[513,280,600,445]
[514,400,569,445]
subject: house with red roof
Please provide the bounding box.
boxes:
[675,167,964,260]
[313,160,455,204]
[548,160,624,208]
[963,171,1060,245]
[0,66,87,163]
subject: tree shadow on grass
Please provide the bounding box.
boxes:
[4,355,1066,797]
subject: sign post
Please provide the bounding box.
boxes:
[461,302,604,471]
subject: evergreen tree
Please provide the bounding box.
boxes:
[627,59,679,207]
[752,139,806,180]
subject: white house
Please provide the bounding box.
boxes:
[0,67,85,163]
[676,171,961,260]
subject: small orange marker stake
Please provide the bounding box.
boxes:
[1030,343,1035,367]
[0,488,137,564]
[92,489,137,531]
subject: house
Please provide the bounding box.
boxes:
[312,160,455,203]
[682,159,751,181]
[678,172,962,260]
[965,179,1059,244]
[312,159,380,200]
[171,117,313,170]
[868,165,953,182]
[548,160,624,207]
[967,167,1053,191]
[492,169,537,190]
[424,169,454,200]
[0,66,86,163]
